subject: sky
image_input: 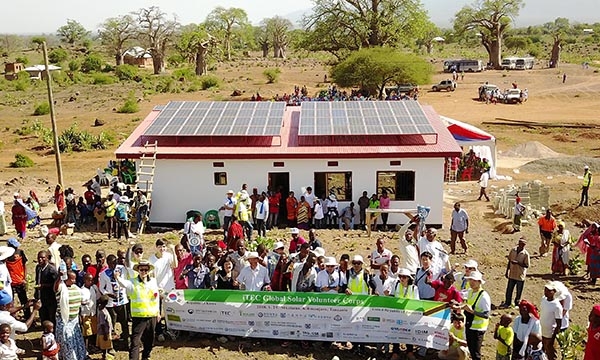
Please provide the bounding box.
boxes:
[1,0,598,34]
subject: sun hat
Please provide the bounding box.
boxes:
[6,238,20,248]
[329,194,336,201]
[0,291,12,306]
[352,255,364,264]
[0,247,15,261]
[290,227,300,235]
[324,257,338,266]
[108,191,114,196]
[119,196,130,203]
[226,190,234,194]
[557,220,565,228]
[397,268,413,278]
[518,236,527,244]
[311,247,326,258]
[544,281,558,291]
[246,251,260,259]
[584,165,590,170]
[463,259,479,269]
[465,271,485,284]
[273,241,285,250]
[133,260,155,272]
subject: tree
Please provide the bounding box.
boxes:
[454,0,524,69]
[30,37,46,51]
[135,6,179,74]
[504,36,531,54]
[205,7,249,61]
[302,0,429,58]
[263,16,292,58]
[98,15,137,66]
[253,25,270,58]
[57,19,90,45]
[0,35,22,56]
[330,47,431,99]
[415,21,441,55]
[545,17,571,68]
[175,24,217,76]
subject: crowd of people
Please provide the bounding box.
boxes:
[266,85,419,106]
[1,177,600,360]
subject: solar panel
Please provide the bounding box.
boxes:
[143,101,285,137]
[298,101,435,136]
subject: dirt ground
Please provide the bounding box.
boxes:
[1,61,600,359]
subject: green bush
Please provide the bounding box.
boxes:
[10,153,34,168]
[167,54,185,68]
[81,54,104,73]
[172,67,195,81]
[33,102,50,116]
[200,75,221,90]
[68,60,80,72]
[263,68,281,83]
[156,77,178,93]
[90,73,116,85]
[115,64,138,81]
[48,49,68,64]
[117,95,140,114]
[51,123,114,152]
[15,56,28,65]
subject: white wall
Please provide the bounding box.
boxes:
[148,157,445,226]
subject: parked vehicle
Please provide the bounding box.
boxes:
[504,88,523,104]
[478,84,499,101]
[501,57,518,70]
[515,57,535,70]
[443,59,484,72]
[432,80,457,92]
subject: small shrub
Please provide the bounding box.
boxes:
[15,56,28,65]
[200,75,221,90]
[48,48,68,64]
[33,102,50,116]
[172,67,195,81]
[68,60,80,72]
[10,153,34,168]
[90,73,116,85]
[115,64,138,81]
[118,96,140,114]
[81,54,104,73]
[102,64,115,73]
[263,68,281,83]
[167,54,185,67]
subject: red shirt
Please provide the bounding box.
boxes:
[289,236,306,254]
[84,190,95,205]
[431,280,463,303]
[268,193,281,214]
[585,325,600,360]
[174,253,193,289]
[87,264,108,285]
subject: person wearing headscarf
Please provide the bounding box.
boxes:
[11,193,28,239]
[575,222,600,284]
[512,300,541,360]
[584,304,600,360]
[551,221,570,276]
[53,184,65,212]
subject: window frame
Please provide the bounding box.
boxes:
[376,170,415,201]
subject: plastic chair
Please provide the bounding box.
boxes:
[203,210,220,229]
[122,172,135,184]
[460,167,473,181]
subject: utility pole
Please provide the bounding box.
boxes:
[42,41,64,187]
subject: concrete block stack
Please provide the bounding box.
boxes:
[491,180,550,226]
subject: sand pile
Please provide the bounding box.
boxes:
[501,141,562,159]
[520,157,600,175]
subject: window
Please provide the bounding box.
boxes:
[213,162,224,168]
[273,162,285,167]
[377,171,415,201]
[214,172,227,185]
[314,172,352,201]
[389,160,401,166]
[327,161,339,167]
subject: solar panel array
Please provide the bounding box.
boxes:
[298,101,435,136]
[144,101,286,136]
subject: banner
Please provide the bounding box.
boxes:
[165,290,451,350]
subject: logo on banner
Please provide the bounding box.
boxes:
[334,315,342,322]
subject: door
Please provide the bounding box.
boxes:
[268,172,290,227]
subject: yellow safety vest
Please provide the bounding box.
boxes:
[395,283,417,299]
[467,289,489,331]
[104,200,116,217]
[348,271,369,295]
[583,172,593,187]
[129,277,160,318]
[450,325,466,348]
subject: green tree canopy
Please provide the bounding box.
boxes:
[135,6,179,74]
[330,47,431,99]
[175,24,217,76]
[544,17,572,68]
[57,19,90,45]
[98,15,137,66]
[302,0,429,59]
[205,7,249,61]
[454,0,524,69]
[504,36,532,54]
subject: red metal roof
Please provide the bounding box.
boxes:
[115,103,462,160]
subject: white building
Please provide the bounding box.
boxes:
[115,101,461,227]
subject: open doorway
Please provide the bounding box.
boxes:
[268,172,289,228]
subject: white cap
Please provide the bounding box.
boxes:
[311,247,326,258]
[465,271,485,284]
[324,257,338,266]
[397,268,413,278]
[352,255,364,264]
[463,259,479,269]
[584,165,590,170]
[119,196,130,203]
[246,251,260,259]
[290,227,300,235]
[273,241,285,250]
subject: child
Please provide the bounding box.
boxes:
[41,321,59,360]
[526,333,547,360]
[96,295,114,360]
[438,313,469,360]
[0,324,24,359]
[80,273,99,353]
[494,314,514,360]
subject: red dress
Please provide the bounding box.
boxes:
[585,324,600,360]
[11,203,27,234]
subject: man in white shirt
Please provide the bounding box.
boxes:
[370,238,393,276]
[237,252,271,291]
[303,187,316,214]
[415,227,450,279]
[477,170,490,201]
[255,194,269,238]
[99,254,129,345]
[316,257,341,293]
[227,240,249,280]
[45,233,62,267]
[0,289,40,340]
[450,202,469,255]
[220,190,237,240]
[398,219,420,275]
[148,239,177,292]
[370,264,395,296]
[540,282,563,360]
[290,255,317,292]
